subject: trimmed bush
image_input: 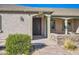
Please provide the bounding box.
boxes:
[64,37,77,50]
[5,34,31,55]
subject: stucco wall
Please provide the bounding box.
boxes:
[51,18,64,34]
[55,19,64,33]
[0,13,32,39]
[41,17,47,37]
[74,19,79,33]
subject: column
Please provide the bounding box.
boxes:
[29,15,33,39]
[62,18,71,35]
[64,18,69,35]
[47,15,51,39]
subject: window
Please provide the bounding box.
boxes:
[0,15,3,33]
[20,16,24,22]
[62,21,65,31]
[50,17,55,32]
[51,19,55,29]
[68,21,72,31]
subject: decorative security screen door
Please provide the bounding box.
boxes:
[33,17,41,35]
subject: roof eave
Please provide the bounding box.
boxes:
[0,10,53,14]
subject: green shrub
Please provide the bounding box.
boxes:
[64,37,77,50]
[5,34,31,55]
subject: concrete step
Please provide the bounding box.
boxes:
[0,40,5,46]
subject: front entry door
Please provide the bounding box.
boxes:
[33,17,41,35]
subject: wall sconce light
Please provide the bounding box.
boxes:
[20,16,24,22]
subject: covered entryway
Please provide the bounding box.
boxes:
[32,14,47,38]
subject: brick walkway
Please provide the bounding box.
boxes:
[31,38,79,55]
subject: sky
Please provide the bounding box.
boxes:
[17,4,79,8]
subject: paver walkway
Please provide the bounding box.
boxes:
[0,36,79,55]
[31,37,79,55]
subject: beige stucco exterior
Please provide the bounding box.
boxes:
[1,13,79,40]
[0,13,32,39]
[55,18,64,34]
[41,16,47,37]
[74,19,79,33]
[1,5,79,40]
